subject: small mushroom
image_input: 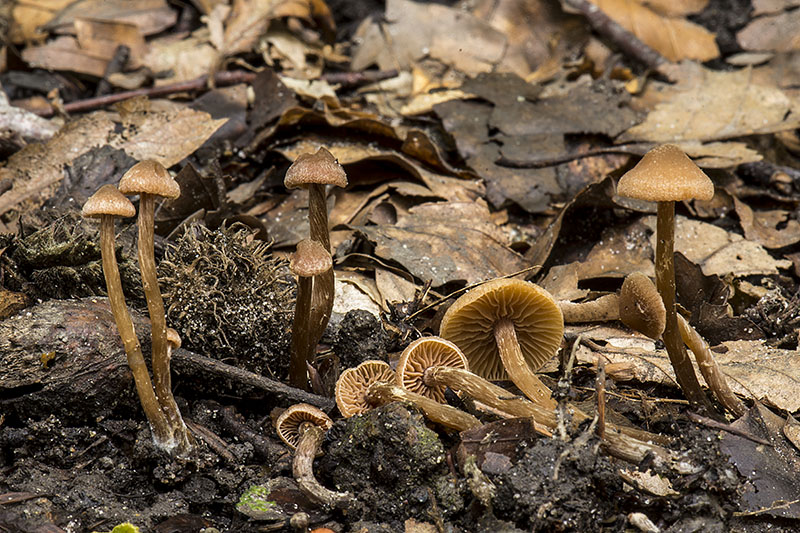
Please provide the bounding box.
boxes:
[118,160,194,453]
[439,279,563,409]
[275,404,351,508]
[284,148,348,346]
[289,239,333,389]
[618,272,666,340]
[336,360,481,431]
[82,185,173,448]
[617,145,714,411]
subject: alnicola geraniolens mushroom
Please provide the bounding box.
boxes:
[335,360,481,431]
[275,404,351,508]
[82,184,174,449]
[118,160,194,453]
[289,239,333,389]
[616,145,716,412]
[284,148,348,347]
[439,279,564,409]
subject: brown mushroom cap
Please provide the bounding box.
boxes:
[619,272,666,340]
[118,160,180,199]
[335,360,395,417]
[396,337,468,402]
[617,144,714,203]
[166,327,181,350]
[275,403,333,449]
[284,147,348,190]
[290,239,333,278]
[439,279,564,381]
[82,184,136,218]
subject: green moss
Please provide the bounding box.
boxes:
[91,523,140,533]
[236,484,285,521]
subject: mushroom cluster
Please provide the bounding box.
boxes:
[82,161,193,455]
[285,148,348,390]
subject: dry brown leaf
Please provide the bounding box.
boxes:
[9,0,74,43]
[143,31,220,85]
[733,197,800,249]
[641,0,708,16]
[678,141,763,168]
[737,10,800,52]
[354,200,527,286]
[351,0,506,75]
[44,0,177,36]
[74,18,147,68]
[621,62,800,143]
[573,329,800,412]
[22,36,109,77]
[590,0,719,62]
[644,216,793,277]
[752,0,800,15]
[375,268,419,307]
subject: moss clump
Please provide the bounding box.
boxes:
[91,523,141,533]
[158,223,294,378]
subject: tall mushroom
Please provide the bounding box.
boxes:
[82,185,174,448]
[289,239,333,389]
[616,145,714,411]
[439,279,563,409]
[284,148,348,345]
[118,160,194,452]
[275,404,351,508]
[336,360,480,431]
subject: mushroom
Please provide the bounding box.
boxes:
[82,185,174,448]
[118,160,194,452]
[284,148,348,346]
[335,360,481,431]
[560,294,621,324]
[289,239,333,389]
[275,403,351,508]
[616,145,714,411]
[439,279,563,409]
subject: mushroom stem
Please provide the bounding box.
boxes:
[494,318,557,409]
[99,215,173,446]
[560,294,620,323]
[290,276,314,388]
[677,314,746,416]
[366,382,481,431]
[137,195,194,452]
[294,424,352,508]
[307,184,335,344]
[656,201,714,412]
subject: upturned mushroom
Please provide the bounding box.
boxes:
[284,148,348,346]
[118,160,193,452]
[275,404,351,508]
[336,360,480,431]
[82,185,174,449]
[289,239,333,389]
[439,279,563,409]
[616,145,715,411]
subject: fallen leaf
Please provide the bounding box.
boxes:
[734,197,800,249]
[737,10,800,52]
[74,17,147,68]
[375,268,419,307]
[354,200,527,286]
[9,0,74,43]
[44,0,177,36]
[621,62,800,143]
[641,0,708,16]
[590,0,719,61]
[143,30,220,85]
[752,0,800,15]
[22,36,109,77]
[0,87,59,143]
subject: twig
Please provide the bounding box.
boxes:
[171,347,335,410]
[733,499,800,517]
[686,412,772,446]
[95,45,130,97]
[596,356,606,440]
[497,145,645,169]
[218,406,286,461]
[561,0,667,69]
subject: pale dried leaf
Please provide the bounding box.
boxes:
[592,0,719,62]
[400,90,472,116]
[737,10,800,52]
[678,141,763,168]
[641,0,708,16]
[354,200,526,286]
[752,0,800,15]
[621,62,800,143]
[0,87,59,143]
[9,0,74,43]
[375,268,419,307]
[74,18,147,68]
[333,276,382,319]
[44,0,177,36]
[279,76,338,101]
[734,197,800,249]
[22,36,109,77]
[143,31,220,85]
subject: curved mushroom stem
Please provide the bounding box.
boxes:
[294,424,352,508]
[307,184,335,344]
[677,314,746,416]
[560,294,620,323]
[137,194,194,453]
[99,215,173,447]
[290,276,314,388]
[366,382,481,431]
[494,318,557,409]
[656,202,715,413]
